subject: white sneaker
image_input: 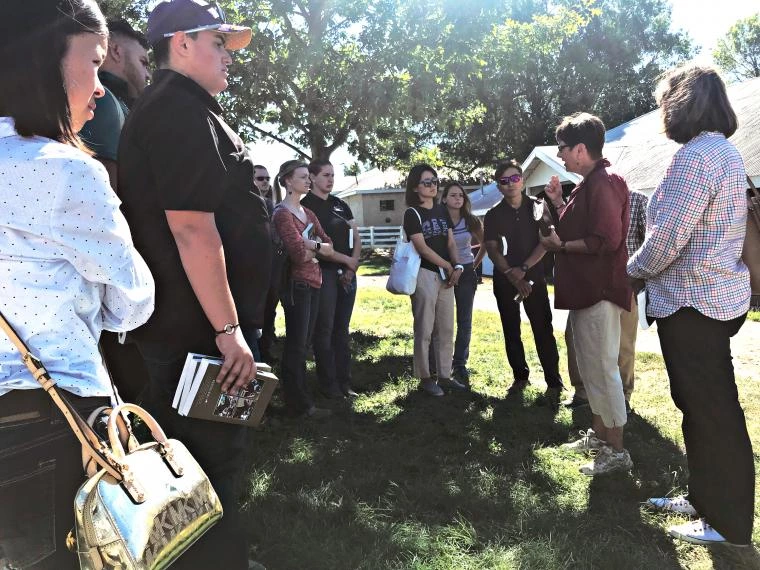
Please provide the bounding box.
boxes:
[579,446,633,476]
[667,519,744,546]
[647,495,698,517]
[561,429,607,455]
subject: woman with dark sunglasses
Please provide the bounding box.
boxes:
[440,182,485,384]
[404,164,462,396]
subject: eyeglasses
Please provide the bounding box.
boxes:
[255,176,270,182]
[498,174,522,185]
[419,178,439,187]
[557,143,572,152]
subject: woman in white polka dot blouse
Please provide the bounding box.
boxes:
[0,1,155,568]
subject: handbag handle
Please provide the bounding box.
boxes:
[0,309,127,483]
[748,175,760,230]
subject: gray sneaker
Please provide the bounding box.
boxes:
[561,429,607,454]
[439,377,467,391]
[420,380,444,397]
[579,446,633,476]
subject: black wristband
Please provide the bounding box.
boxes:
[215,323,240,336]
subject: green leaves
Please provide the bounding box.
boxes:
[713,13,760,81]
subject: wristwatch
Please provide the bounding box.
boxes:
[315,241,321,251]
[520,263,529,273]
[454,264,464,271]
[215,323,239,336]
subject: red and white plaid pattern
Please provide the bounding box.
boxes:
[627,132,750,320]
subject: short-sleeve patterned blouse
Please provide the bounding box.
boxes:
[0,117,155,397]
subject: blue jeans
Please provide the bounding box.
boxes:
[280,281,320,414]
[0,389,108,569]
[313,267,357,393]
[452,263,478,369]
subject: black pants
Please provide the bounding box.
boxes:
[136,342,250,569]
[259,252,285,359]
[493,277,562,387]
[313,267,356,393]
[657,307,753,544]
[0,390,108,570]
[280,281,320,414]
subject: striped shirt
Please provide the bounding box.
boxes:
[452,217,475,264]
[627,132,750,320]
[626,190,648,259]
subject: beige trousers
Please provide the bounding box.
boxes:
[411,268,455,380]
[568,300,627,428]
[568,292,637,401]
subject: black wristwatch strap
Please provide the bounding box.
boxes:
[215,323,240,336]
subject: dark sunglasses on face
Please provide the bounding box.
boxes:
[498,174,522,185]
[255,176,270,182]
[419,178,439,187]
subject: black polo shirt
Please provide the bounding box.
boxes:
[483,195,544,284]
[300,191,354,271]
[118,69,271,355]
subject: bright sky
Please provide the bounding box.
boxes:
[248,1,760,190]
[668,0,758,62]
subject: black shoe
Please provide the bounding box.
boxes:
[452,366,470,383]
[507,379,530,395]
[538,386,563,410]
[563,394,589,409]
[319,387,345,400]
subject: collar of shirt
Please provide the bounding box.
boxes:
[150,68,223,114]
[99,70,132,108]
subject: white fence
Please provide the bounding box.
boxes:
[358,226,402,249]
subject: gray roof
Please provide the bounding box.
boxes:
[603,75,760,193]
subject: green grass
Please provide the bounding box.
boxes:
[245,286,760,569]
[357,249,393,276]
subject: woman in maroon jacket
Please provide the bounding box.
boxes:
[272,160,336,419]
[540,112,633,477]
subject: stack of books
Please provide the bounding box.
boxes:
[172,354,278,426]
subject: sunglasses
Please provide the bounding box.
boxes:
[419,178,439,188]
[255,176,270,182]
[557,143,572,152]
[498,174,522,185]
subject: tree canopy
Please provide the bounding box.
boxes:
[96,0,693,174]
[713,13,760,81]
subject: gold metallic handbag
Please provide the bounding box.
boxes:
[0,311,223,569]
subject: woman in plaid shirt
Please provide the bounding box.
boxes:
[628,66,753,547]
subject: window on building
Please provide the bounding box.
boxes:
[379,199,395,211]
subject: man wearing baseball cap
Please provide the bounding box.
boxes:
[118,1,270,567]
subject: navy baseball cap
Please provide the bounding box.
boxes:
[147,0,251,51]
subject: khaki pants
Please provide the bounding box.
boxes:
[568,292,637,402]
[411,268,455,380]
[568,300,627,428]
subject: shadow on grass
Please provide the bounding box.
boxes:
[242,330,711,569]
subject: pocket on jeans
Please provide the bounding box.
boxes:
[0,459,57,568]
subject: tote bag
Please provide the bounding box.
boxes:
[386,208,422,295]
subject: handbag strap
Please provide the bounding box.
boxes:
[0,309,125,482]
[403,207,423,242]
[747,175,760,230]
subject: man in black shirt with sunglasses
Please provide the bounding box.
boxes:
[484,160,564,407]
